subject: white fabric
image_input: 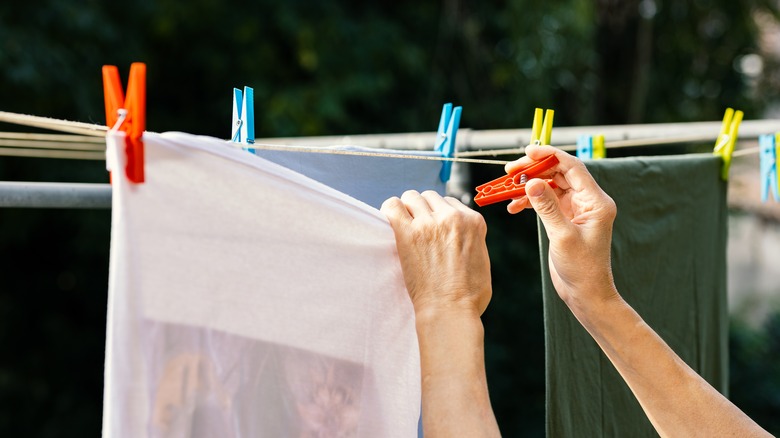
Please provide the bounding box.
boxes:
[103,131,421,437]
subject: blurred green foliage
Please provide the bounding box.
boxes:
[730,314,780,433]
[1,0,779,436]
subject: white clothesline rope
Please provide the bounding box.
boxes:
[0,110,770,163]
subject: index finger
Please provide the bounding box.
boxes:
[420,190,455,212]
[507,145,602,194]
[380,196,413,226]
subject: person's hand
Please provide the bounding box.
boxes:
[380,190,492,319]
[383,191,501,438]
[505,144,619,312]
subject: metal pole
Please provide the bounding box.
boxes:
[255,119,780,150]
[0,182,111,209]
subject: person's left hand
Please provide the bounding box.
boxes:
[381,190,492,319]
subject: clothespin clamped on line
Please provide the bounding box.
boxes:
[473,108,557,207]
[232,86,255,152]
[576,134,606,160]
[435,103,462,182]
[712,107,743,181]
[103,63,146,183]
[759,133,780,203]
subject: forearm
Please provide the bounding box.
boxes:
[415,307,500,438]
[569,291,770,438]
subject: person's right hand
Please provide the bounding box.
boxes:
[380,190,491,319]
[505,144,619,312]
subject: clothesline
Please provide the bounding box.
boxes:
[0,110,773,163]
[2,140,759,163]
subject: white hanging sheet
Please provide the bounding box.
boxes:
[102,131,421,437]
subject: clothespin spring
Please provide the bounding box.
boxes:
[110,109,129,133]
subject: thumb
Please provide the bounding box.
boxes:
[526,179,571,234]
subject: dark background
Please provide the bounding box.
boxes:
[1,0,779,436]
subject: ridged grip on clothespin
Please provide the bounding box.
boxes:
[434,103,462,182]
[473,155,559,207]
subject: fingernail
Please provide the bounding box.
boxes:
[527,181,544,197]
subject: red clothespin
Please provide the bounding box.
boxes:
[103,63,146,183]
[473,155,559,207]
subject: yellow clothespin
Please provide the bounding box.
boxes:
[593,134,606,159]
[576,134,606,160]
[712,107,744,180]
[530,108,554,145]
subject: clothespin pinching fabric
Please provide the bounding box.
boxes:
[712,107,744,181]
[434,103,462,183]
[759,134,780,203]
[232,86,255,153]
[473,108,557,207]
[576,135,606,160]
[103,63,146,183]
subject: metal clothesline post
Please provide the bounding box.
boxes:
[0,182,111,209]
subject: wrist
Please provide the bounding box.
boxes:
[414,303,486,380]
[567,287,632,337]
[413,299,484,326]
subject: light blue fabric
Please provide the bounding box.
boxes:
[254,146,446,209]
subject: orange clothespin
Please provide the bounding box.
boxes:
[473,108,558,207]
[473,155,559,207]
[103,63,146,183]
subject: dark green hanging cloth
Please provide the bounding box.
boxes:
[538,154,729,437]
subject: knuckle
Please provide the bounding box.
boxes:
[400,189,420,200]
[471,218,487,238]
[380,198,404,219]
[533,196,557,216]
[466,209,486,228]
[602,195,617,220]
[447,209,467,224]
[381,196,401,210]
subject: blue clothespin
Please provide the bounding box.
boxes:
[232,86,255,152]
[434,103,462,182]
[576,135,592,159]
[576,134,606,160]
[759,134,779,203]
